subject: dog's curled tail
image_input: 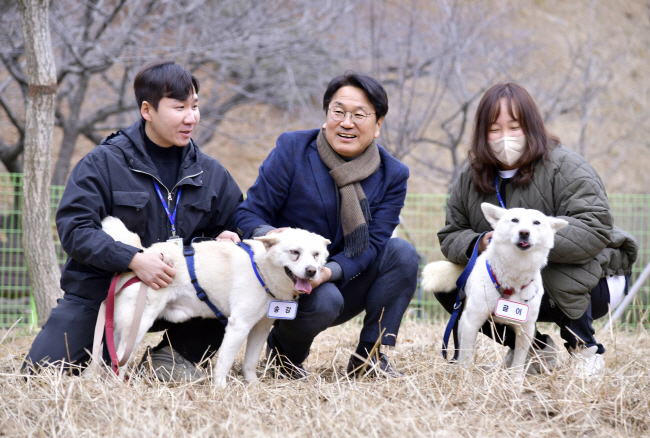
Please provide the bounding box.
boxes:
[101,216,143,250]
[421,261,465,293]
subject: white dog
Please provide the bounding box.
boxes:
[99,216,330,386]
[422,203,567,379]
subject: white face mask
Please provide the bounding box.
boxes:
[487,135,526,167]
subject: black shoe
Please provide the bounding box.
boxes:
[265,344,308,380]
[136,346,207,383]
[347,352,403,378]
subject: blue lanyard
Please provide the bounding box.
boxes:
[152,179,182,237]
[494,177,506,208]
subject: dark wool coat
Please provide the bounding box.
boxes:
[438,144,638,319]
[56,119,243,305]
[234,129,409,288]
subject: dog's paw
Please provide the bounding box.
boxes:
[509,372,525,386]
[245,376,260,386]
[215,375,228,388]
[242,369,259,384]
[443,361,459,376]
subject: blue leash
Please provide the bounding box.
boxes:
[441,231,487,361]
[184,245,229,326]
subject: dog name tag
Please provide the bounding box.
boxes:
[167,236,183,246]
[494,298,528,322]
[267,301,298,320]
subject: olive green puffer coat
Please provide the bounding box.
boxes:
[438,145,639,319]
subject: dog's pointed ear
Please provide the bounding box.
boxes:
[481,202,505,228]
[323,238,331,246]
[549,217,569,232]
[254,235,279,251]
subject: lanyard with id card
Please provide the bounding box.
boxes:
[153,178,183,246]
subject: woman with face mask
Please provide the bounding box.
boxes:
[434,83,638,376]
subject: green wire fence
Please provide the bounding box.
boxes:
[1,172,649,328]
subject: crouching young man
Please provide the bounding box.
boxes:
[23,61,243,381]
[234,73,419,378]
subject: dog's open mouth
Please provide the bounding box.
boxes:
[516,241,531,250]
[285,267,312,294]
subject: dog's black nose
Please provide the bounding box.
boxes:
[305,266,317,278]
[519,230,530,239]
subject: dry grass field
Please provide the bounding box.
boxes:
[1,319,649,437]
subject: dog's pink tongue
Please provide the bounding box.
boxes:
[295,278,312,294]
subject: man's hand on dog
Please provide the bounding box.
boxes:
[479,231,494,254]
[310,266,332,289]
[129,252,175,290]
[216,230,241,243]
[265,227,289,235]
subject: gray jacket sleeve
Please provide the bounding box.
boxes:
[547,154,613,265]
[438,169,483,264]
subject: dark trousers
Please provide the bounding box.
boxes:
[268,238,419,364]
[435,277,617,356]
[23,293,226,373]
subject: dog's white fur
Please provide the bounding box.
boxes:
[422,203,567,379]
[100,217,330,387]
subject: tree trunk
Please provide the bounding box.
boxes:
[18,0,62,325]
[52,75,89,186]
[52,126,80,186]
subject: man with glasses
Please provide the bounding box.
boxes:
[235,73,419,378]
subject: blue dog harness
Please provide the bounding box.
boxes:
[183,240,285,326]
[184,244,229,325]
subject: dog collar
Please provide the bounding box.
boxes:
[237,241,278,300]
[486,259,533,298]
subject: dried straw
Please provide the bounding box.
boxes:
[1,319,648,437]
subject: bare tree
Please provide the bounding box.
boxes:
[0,2,26,174]
[179,0,351,145]
[0,0,349,186]
[527,0,648,187]
[335,0,647,192]
[0,0,350,323]
[0,0,155,180]
[17,0,62,325]
[342,0,528,187]
[3,0,644,193]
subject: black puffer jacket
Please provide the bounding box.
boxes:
[56,119,243,305]
[438,144,638,319]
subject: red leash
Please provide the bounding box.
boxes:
[105,275,141,374]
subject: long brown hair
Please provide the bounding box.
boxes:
[468,83,560,194]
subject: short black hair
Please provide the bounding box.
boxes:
[322,72,389,120]
[134,60,200,111]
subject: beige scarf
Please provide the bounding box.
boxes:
[316,129,380,258]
